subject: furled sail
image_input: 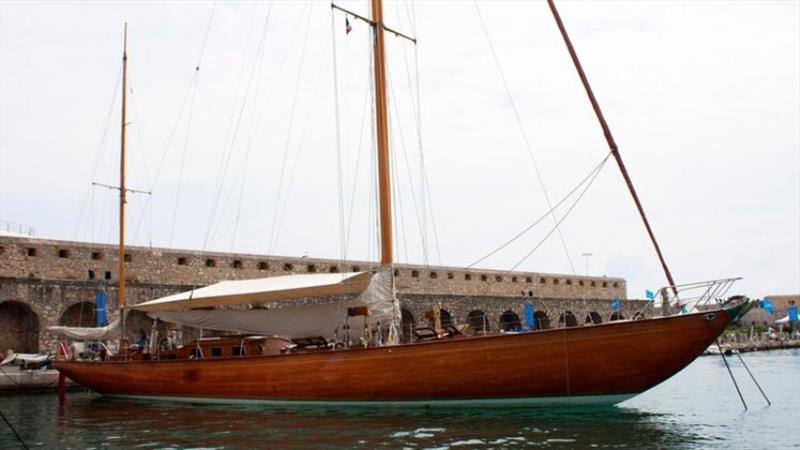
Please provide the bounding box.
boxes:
[130,272,372,313]
[149,305,366,339]
[136,271,397,339]
[48,319,121,340]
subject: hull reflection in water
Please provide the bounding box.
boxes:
[54,304,744,407]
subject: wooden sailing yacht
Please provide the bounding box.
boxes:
[54,1,752,407]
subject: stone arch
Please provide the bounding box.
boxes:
[125,310,154,341]
[610,311,625,321]
[0,301,40,353]
[532,310,550,330]
[633,311,645,320]
[499,310,521,331]
[586,311,603,325]
[401,309,415,344]
[427,309,454,328]
[467,310,490,333]
[59,301,96,327]
[559,311,579,328]
[440,309,453,328]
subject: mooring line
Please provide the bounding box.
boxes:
[733,351,772,406]
[0,406,28,449]
[715,338,747,410]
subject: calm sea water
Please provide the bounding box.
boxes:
[1,349,798,449]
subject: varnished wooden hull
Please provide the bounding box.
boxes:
[54,307,740,406]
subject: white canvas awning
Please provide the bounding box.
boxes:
[143,270,396,338]
[131,272,373,313]
[47,319,121,340]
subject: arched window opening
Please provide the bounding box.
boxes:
[467,310,490,333]
[0,301,40,353]
[586,311,603,325]
[532,311,550,330]
[59,301,96,327]
[440,309,453,328]
[559,311,578,328]
[499,310,522,332]
[401,309,415,344]
[610,312,626,321]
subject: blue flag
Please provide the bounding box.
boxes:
[788,305,799,322]
[95,290,108,327]
[645,290,655,300]
[523,303,535,328]
[611,298,621,310]
[760,298,775,314]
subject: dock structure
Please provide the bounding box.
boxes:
[0,234,636,354]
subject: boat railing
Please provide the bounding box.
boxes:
[653,277,742,315]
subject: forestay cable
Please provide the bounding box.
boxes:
[205,2,275,251]
[468,152,610,269]
[474,1,577,274]
[508,153,610,272]
[266,3,313,254]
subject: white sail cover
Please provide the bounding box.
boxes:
[47,319,121,340]
[131,272,372,313]
[140,270,396,338]
[150,305,367,339]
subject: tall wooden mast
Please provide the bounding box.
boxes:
[119,23,128,327]
[371,0,393,266]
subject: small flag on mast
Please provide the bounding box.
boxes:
[345,16,352,34]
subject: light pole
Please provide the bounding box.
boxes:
[581,252,593,276]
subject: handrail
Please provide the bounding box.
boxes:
[654,277,742,314]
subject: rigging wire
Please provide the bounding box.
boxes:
[395,0,429,266]
[201,1,261,249]
[127,81,155,246]
[74,65,122,241]
[0,406,28,449]
[169,71,200,247]
[368,30,380,262]
[129,0,218,246]
[508,153,611,272]
[474,1,577,275]
[195,0,218,70]
[270,35,333,257]
[127,83,153,191]
[469,152,611,269]
[343,75,372,258]
[408,0,442,266]
[387,69,428,263]
[129,73,196,244]
[331,8,347,266]
[221,5,310,250]
[204,1,275,251]
[266,2,313,254]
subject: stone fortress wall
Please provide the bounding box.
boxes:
[0,235,641,353]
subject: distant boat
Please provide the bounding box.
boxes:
[0,352,65,391]
[55,1,753,407]
[704,343,737,356]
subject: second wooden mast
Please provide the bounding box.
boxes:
[371,0,393,266]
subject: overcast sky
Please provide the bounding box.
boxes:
[1,1,798,299]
